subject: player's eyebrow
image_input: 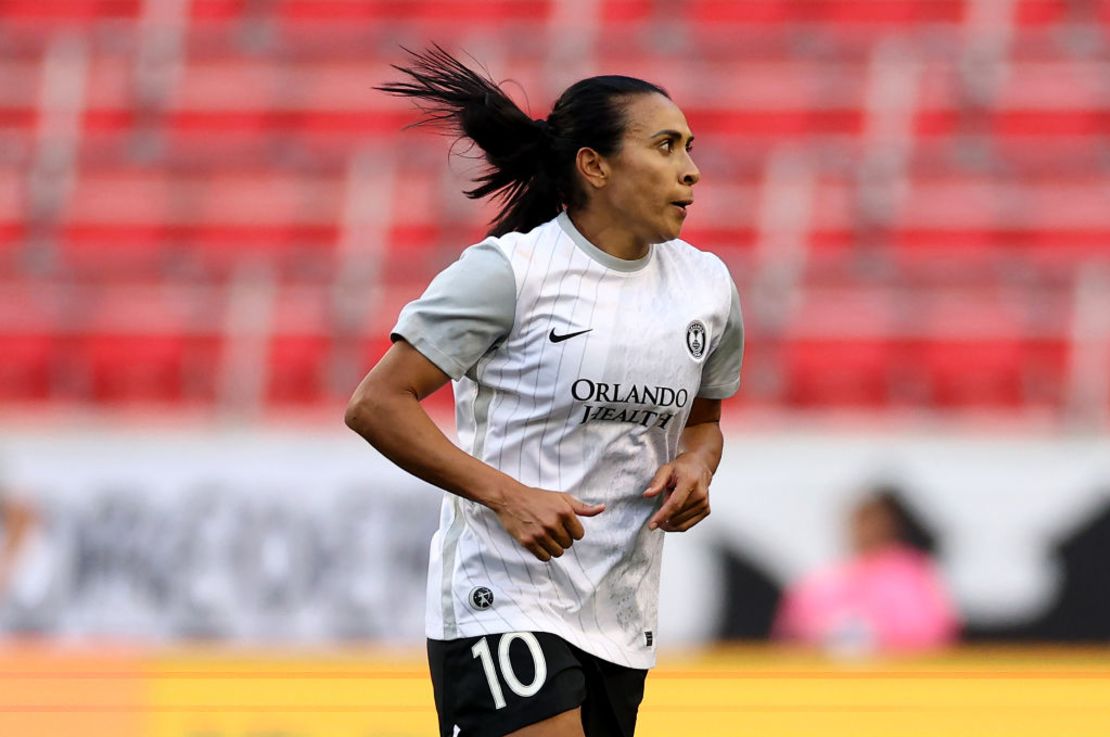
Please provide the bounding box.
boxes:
[650,128,695,144]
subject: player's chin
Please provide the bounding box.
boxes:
[656,216,684,242]
[668,207,689,235]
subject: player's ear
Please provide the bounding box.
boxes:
[575,147,610,191]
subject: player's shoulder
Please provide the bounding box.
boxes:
[478,217,562,262]
[451,218,563,298]
[444,236,516,288]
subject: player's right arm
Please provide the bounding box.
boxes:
[345,340,604,562]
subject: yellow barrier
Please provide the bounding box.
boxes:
[2,643,1108,736]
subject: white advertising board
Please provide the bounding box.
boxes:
[1,427,1107,646]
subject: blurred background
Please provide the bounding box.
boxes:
[1,1,1109,735]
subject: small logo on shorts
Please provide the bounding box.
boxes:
[469,586,494,610]
[644,631,654,647]
[686,320,707,360]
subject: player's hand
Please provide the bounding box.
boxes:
[492,487,605,562]
[643,453,713,532]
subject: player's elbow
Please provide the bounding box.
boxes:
[343,399,366,434]
[344,386,381,438]
[344,379,402,441]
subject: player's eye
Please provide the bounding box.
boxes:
[685,140,695,153]
[658,139,674,153]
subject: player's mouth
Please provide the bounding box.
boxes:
[670,199,693,217]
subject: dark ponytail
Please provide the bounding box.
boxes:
[376,46,668,237]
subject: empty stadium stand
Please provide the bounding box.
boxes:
[0,0,1107,420]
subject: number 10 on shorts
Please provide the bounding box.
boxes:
[471,632,548,709]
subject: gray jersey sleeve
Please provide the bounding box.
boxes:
[390,241,516,380]
[698,277,744,399]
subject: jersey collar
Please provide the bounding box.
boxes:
[556,212,655,273]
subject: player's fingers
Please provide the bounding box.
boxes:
[547,522,573,549]
[642,464,675,498]
[647,502,672,530]
[525,541,552,562]
[665,500,710,529]
[648,483,694,530]
[660,513,707,533]
[670,486,709,515]
[661,503,711,532]
[537,535,565,559]
[565,512,586,541]
[567,495,606,517]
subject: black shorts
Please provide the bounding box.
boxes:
[427,632,647,737]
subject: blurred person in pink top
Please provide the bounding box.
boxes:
[773,485,959,654]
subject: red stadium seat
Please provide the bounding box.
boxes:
[56,165,345,278]
[686,108,865,139]
[0,0,141,22]
[255,0,552,23]
[0,333,54,401]
[1022,338,1071,408]
[1015,0,1073,26]
[685,0,795,25]
[265,333,331,405]
[782,338,893,408]
[75,333,222,403]
[808,0,964,24]
[914,338,1028,409]
[614,0,965,27]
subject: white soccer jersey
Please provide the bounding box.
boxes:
[392,212,743,668]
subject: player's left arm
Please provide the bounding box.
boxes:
[643,397,723,532]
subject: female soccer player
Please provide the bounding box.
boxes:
[346,47,743,737]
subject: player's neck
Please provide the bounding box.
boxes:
[566,208,650,262]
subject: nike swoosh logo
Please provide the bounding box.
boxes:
[549,328,592,343]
